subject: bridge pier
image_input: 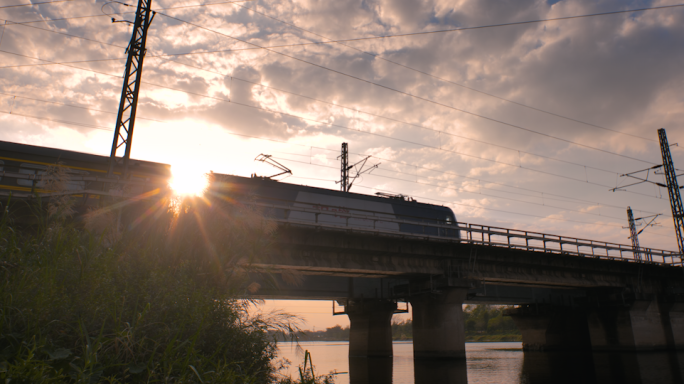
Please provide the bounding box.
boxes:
[667,303,684,349]
[506,305,591,351]
[410,288,467,359]
[345,299,397,357]
[587,300,672,351]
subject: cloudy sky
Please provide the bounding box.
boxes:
[2,0,684,328]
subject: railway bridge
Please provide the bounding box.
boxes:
[3,141,684,362]
[245,202,684,359]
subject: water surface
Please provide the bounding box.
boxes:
[276,341,522,384]
[277,341,684,384]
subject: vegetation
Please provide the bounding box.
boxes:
[277,351,333,384]
[463,305,521,342]
[281,306,520,342]
[0,168,325,383]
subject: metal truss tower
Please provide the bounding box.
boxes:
[108,0,155,179]
[658,128,684,257]
[627,206,641,261]
[340,142,349,192]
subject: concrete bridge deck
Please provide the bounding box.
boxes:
[235,202,684,358]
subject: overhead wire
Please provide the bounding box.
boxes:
[0,91,166,122]
[0,33,630,176]
[1,0,679,156]
[232,77,624,175]
[232,1,656,143]
[224,3,684,48]
[154,10,660,165]
[0,2,677,243]
[0,0,252,25]
[281,160,629,228]
[0,47,670,203]
[288,167,679,242]
[4,4,653,152]
[2,102,671,239]
[0,89,669,219]
[0,0,89,9]
[0,110,112,130]
[0,6,672,213]
[270,154,642,223]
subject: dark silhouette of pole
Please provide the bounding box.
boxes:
[340,142,349,192]
[627,206,642,261]
[658,128,684,260]
[108,0,155,179]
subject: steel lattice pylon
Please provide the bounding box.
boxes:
[627,206,642,261]
[340,142,349,192]
[658,128,684,259]
[108,0,155,179]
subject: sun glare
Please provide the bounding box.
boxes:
[170,165,209,197]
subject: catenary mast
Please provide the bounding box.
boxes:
[108,0,155,180]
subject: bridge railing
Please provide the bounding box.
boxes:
[246,201,682,267]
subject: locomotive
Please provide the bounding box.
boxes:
[211,173,461,239]
[0,140,459,239]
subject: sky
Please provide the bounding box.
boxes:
[2,0,684,329]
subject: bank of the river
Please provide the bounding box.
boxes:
[465,334,522,342]
[0,190,316,383]
[289,305,521,343]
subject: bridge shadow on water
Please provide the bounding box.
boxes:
[521,350,684,384]
[346,351,684,384]
[348,357,468,384]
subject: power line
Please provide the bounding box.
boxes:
[290,172,679,243]
[6,20,127,49]
[0,47,667,202]
[155,11,660,165]
[0,25,628,177]
[285,163,627,228]
[0,92,668,219]
[0,0,88,9]
[233,77,623,175]
[0,0,252,25]
[0,49,125,77]
[232,1,656,143]
[273,154,639,223]
[234,3,684,47]
[0,110,112,130]
[0,91,166,122]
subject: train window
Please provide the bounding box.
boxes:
[445,216,452,224]
[64,169,87,191]
[17,163,47,188]
[17,164,87,191]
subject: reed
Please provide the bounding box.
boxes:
[0,184,317,383]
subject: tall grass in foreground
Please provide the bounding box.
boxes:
[0,180,312,383]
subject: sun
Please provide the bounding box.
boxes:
[170,164,209,197]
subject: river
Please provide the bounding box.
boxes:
[276,341,684,383]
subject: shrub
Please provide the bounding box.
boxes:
[0,188,293,383]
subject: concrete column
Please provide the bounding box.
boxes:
[410,288,467,359]
[348,357,392,384]
[665,303,684,349]
[587,300,670,351]
[507,306,591,351]
[345,299,397,358]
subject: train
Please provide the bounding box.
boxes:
[0,140,459,239]
[0,140,171,204]
[211,173,461,239]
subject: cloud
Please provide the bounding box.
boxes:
[1,0,682,250]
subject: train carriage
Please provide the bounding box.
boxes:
[0,140,171,203]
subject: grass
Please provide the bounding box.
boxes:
[0,173,329,383]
